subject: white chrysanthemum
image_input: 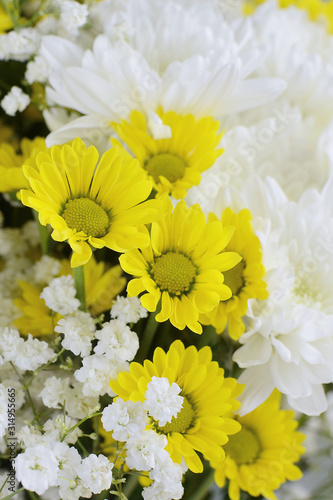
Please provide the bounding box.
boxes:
[34,256,61,285]
[188,106,333,207]
[111,296,148,324]
[101,399,148,441]
[1,86,30,116]
[144,377,183,427]
[76,454,113,494]
[40,0,285,146]
[15,335,55,371]
[234,301,333,416]
[94,320,139,362]
[15,445,59,495]
[74,354,127,397]
[125,429,168,471]
[55,311,96,357]
[249,0,333,125]
[40,275,80,315]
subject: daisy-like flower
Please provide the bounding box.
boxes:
[119,196,241,334]
[201,208,268,340]
[14,280,62,336]
[212,390,305,500]
[110,340,242,473]
[60,256,126,315]
[112,109,223,199]
[0,137,47,193]
[20,138,161,267]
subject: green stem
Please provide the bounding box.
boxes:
[136,310,159,362]
[73,264,86,311]
[61,411,102,441]
[32,210,50,255]
[188,470,214,500]
[1,487,25,500]
[9,362,42,427]
[123,474,139,497]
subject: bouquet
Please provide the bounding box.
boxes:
[0,0,333,499]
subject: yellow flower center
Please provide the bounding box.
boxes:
[223,259,245,296]
[224,426,261,465]
[62,198,109,238]
[158,397,195,434]
[145,153,186,183]
[151,252,197,296]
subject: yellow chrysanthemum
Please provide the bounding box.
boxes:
[212,391,306,500]
[0,137,47,192]
[20,138,162,267]
[0,119,15,144]
[111,109,223,199]
[201,208,268,340]
[244,0,333,32]
[60,257,126,316]
[119,196,241,334]
[110,340,242,473]
[14,256,126,335]
[14,281,62,336]
[0,6,12,33]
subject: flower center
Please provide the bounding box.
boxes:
[223,259,245,296]
[158,397,195,434]
[145,153,186,183]
[224,426,261,465]
[62,198,109,238]
[150,252,197,296]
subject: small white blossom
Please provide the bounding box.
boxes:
[55,311,96,357]
[0,385,8,437]
[0,470,23,500]
[25,54,50,84]
[15,445,59,495]
[17,425,43,448]
[34,256,61,285]
[94,320,139,362]
[39,376,71,409]
[59,0,89,32]
[111,296,148,324]
[0,28,39,61]
[15,334,55,371]
[125,430,168,471]
[144,377,183,427]
[74,354,127,397]
[40,275,80,315]
[44,414,83,445]
[145,451,184,500]
[1,86,30,116]
[0,328,24,365]
[76,454,113,494]
[101,399,148,441]
[64,382,100,420]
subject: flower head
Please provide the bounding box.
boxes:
[212,391,305,500]
[120,196,241,333]
[110,340,242,473]
[21,138,161,267]
[112,110,223,199]
[201,208,268,339]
